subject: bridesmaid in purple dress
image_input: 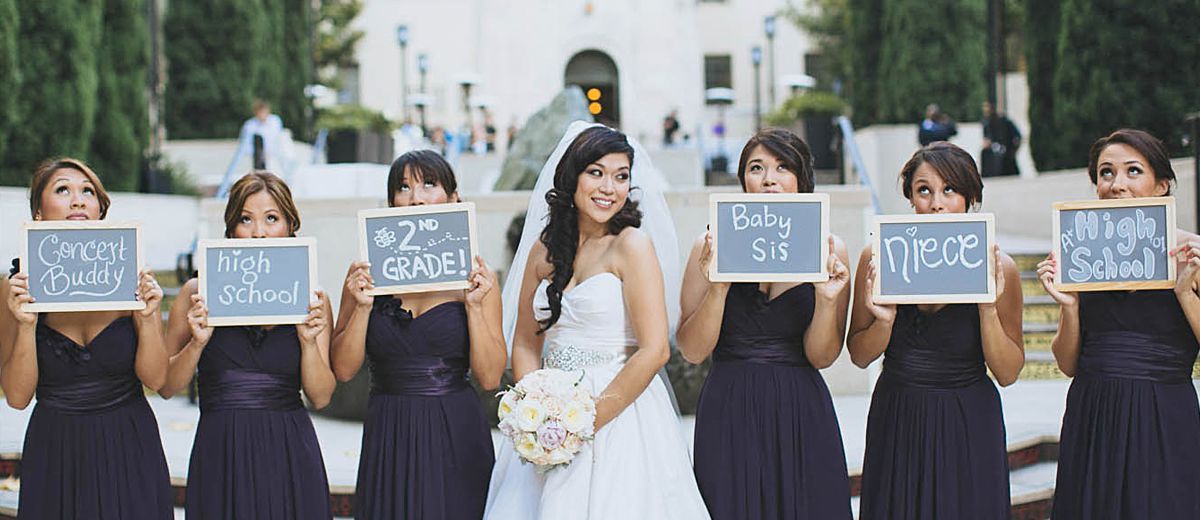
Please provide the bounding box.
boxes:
[160,171,336,519]
[679,129,853,519]
[1037,129,1200,519]
[847,142,1024,519]
[332,150,506,519]
[0,158,172,519]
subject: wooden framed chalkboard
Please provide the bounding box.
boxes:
[19,220,146,313]
[708,193,830,283]
[357,202,479,295]
[196,237,319,326]
[1053,196,1176,292]
[871,213,997,304]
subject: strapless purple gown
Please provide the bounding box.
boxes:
[185,325,331,519]
[17,315,171,519]
[353,297,493,519]
[693,283,852,519]
[1052,290,1200,518]
[858,304,1010,519]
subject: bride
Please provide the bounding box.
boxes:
[484,122,710,519]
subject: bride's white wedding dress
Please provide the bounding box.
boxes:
[483,272,711,519]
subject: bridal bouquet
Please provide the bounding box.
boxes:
[496,368,596,471]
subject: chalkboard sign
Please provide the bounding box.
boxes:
[358,202,479,295]
[872,213,996,304]
[19,220,145,312]
[196,237,318,326]
[709,193,829,283]
[1053,197,1176,292]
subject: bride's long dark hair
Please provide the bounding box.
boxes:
[538,126,641,332]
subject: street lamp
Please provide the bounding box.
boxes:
[396,24,410,122]
[764,15,777,109]
[417,53,429,133]
[751,46,763,131]
[459,75,478,130]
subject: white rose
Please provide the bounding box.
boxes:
[547,447,573,465]
[498,416,517,437]
[514,399,546,433]
[515,433,541,461]
[561,434,584,453]
[560,401,595,434]
[497,391,518,420]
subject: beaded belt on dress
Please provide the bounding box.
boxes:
[543,344,638,371]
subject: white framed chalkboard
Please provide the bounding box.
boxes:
[357,202,479,295]
[196,237,318,326]
[19,220,146,313]
[872,213,997,304]
[1053,196,1176,292]
[708,193,830,283]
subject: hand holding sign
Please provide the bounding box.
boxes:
[465,256,497,309]
[709,193,829,282]
[187,293,214,348]
[296,290,329,347]
[872,213,996,304]
[1036,252,1078,307]
[135,269,164,319]
[19,220,145,312]
[814,236,850,302]
[343,261,375,309]
[863,259,898,323]
[1171,236,1200,297]
[5,273,36,325]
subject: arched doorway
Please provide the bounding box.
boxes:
[564,50,620,127]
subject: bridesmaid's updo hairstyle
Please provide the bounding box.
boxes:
[736,128,816,193]
[1087,129,1175,194]
[899,142,984,208]
[222,171,301,238]
[29,157,112,219]
[386,149,459,205]
[539,126,640,332]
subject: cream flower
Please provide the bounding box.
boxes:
[514,399,546,433]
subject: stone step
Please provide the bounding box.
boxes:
[1012,254,1046,273]
[1024,300,1060,325]
[1025,331,1055,352]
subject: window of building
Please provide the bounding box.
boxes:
[704,54,732,92]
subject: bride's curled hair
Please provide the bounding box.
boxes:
[539,126,641,332]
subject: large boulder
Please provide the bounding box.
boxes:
[493,87,593,191]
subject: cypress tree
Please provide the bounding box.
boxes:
[164,0,268,138]
[0,0,21,185]
[279,0,313,140]
[846,0,883,126]
[873,0,986,125]
[90,0,149,191]
[9,1,103,179]
[1022,0,1063,170]
[1047,0,1199,169]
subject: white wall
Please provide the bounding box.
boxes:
[0,188,201,271]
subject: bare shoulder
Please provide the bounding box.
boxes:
[180,278,199,299]
[614,226,653,252]
[526,239,553,279]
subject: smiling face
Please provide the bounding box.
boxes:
[572,152,632,226]
[37,168,102,221]
[742,145,800,194]
[391,165,459,207]
[232,190,291,238]
[909,163,969,214]
[1093,143,1170,200]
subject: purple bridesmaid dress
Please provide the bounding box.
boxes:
[693,283,852,519]
[353,297,493,519]
[17,315,172,519]
[1052,291,1200,519]
[858,304,1010,519]
[185,325,331,519]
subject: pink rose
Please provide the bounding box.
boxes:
[536,421,567,450]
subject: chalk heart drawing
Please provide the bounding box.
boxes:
[905,226,918,237]
[231,250,242,256]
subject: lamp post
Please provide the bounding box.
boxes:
[764,15,777,110]
[751,46,763,131]
[459,77,477,130]
[396,24,410,122]
[417,53,429,133]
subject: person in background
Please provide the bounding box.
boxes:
[980,101,1021,177]
[240,99,284,170]
[918,103,957,146]
[663,110,681,147]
